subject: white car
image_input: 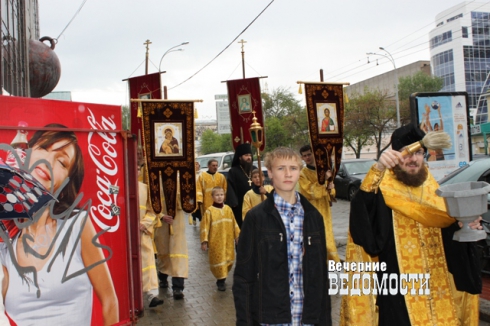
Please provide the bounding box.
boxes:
[195,152,234,172]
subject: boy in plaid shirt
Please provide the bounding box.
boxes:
[233,147,331,326]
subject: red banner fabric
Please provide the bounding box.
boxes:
[226,77,265,151]
[304,83,345,185]
[0,95,133,325]
[128,72,162,155]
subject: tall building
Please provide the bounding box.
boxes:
[429,1,490,124]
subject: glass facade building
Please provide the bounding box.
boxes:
[430,2,490,124]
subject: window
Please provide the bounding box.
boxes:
[447,13,463,23]
[463,26,468,38]
[430,31,452,49]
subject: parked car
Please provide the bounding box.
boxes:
[334,158,377,200]
[438,157,490,220]
[195,152,234,172]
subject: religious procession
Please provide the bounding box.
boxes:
[130,59,488,326]
[3,1,490,325]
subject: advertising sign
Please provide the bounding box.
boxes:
[0,95,132,325]
[410,92,472,180]
[216,100,231,134]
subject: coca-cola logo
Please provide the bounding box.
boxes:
[86,108,120,232]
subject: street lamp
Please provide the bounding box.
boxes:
[158,41,189,73]
[366,47,400,127]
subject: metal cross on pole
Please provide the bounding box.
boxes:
[144,39,152,75]
[238,39,247,79]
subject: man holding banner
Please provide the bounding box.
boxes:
[298,144,340,263]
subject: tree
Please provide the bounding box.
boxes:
[262,87,309,152]
[343,101,373,158]
[398,72,443,124]
[345,88,395,159]
[200,129,233,154]
[122,105,130,130]
[398,71,444,100]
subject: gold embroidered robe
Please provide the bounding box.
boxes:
[200,205,240,279]
[242,185,274,221]
[196,171,227,214]
[138,182,161,293]
[154,183,189,278]
[298,166,339,262]
[340,165,480,326]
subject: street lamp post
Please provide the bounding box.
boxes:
[158,42,189,73]
[158,42,189,98]
[366,47,400,127]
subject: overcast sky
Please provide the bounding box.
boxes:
[39,0,481,119]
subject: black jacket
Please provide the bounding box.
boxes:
[232,191,331,325]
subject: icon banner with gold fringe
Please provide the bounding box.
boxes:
[138,100,197,217]
[302,82,347,185]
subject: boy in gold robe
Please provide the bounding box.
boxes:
[242,169,274,221]
[200,187,240,291]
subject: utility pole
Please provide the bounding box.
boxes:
[144,39,152,75]
[238,39,247,79]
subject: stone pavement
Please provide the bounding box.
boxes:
[136,199,490,325]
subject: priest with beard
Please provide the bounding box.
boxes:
[226,143,257,228]
[340,124,482,326]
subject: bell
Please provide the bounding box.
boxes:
[29,36,61,98]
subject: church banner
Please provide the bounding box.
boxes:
[127,72,162,156]
[139,100,197,217]
[226,77,265,151]
[0,95,133,325]
[303,82,346,185]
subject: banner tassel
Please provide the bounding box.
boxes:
[137,102,142,118]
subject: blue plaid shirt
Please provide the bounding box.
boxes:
[261,192,313,326]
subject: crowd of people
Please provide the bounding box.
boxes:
[138,124,484,326]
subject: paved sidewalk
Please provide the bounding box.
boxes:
[136,199,490,325]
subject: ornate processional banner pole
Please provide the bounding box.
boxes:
[131,99,201,218]
[299,81,349,185]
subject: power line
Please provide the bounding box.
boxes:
[168,0,275,90]
[55,0,89,41]
[325,1,488,84]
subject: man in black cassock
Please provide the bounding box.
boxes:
[226,143,256,228]
[341,124,481,325]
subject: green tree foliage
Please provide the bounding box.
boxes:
[398,71,444,100]
[262,87,309,152]
[345,88,395,159]
[398,72,443,124]
[344,101,373,158]
[122,105,130,130]
[200,129,233,154]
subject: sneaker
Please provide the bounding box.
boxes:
[217,282,226,291]
[173,288,184,300]
[159,280,169,289]
[149,297,164,307]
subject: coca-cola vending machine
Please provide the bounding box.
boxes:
[0,95,141,325]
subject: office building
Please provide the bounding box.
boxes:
[429,1,490,124]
